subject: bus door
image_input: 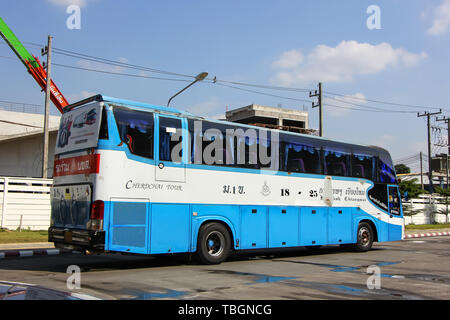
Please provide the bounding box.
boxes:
[151,114,190,254]
[387,185,403,241]
[155,114,187,183]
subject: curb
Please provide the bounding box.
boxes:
[0,248,75,259]
[405,231,450,239]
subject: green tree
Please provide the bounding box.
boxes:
[398,178,426,199]
[434,186,450,224]
[395,163,411,174]
[434,186,450,197]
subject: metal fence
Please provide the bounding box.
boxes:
[0,176,52,231]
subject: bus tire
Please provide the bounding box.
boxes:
[196,222,231,265]
[353,222,374,252]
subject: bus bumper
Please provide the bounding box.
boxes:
[48,227,105,252]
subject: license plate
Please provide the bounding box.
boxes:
[64,230,72,242]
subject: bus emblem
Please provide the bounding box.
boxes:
[261,181,271,196]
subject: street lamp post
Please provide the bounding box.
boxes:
[167,72,208,108]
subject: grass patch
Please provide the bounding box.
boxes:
[0,229,48,244]
[405,223,450,230]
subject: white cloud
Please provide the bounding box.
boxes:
[272,41,427,86]
[324,93,367,118]
[427,0,450,35]
[48,0,88,7]
[272,49,303,69]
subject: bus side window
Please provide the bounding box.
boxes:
[258,131,274,170]
[351,154,374,180]
[113,106,154,159]
[283,143,321,174]
[323,149,350,177]
[159,117,182,162]
[279,134,321,174]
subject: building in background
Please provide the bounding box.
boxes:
[225,104,316,135]
[0,109,60,178]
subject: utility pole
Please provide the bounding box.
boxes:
[309,82,323,137]
[41,35,52,179]
[436,116,450,156]
[417,109,442,194]
[420,151,424,190]
[436,115,450,223]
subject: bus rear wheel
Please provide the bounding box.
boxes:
[196,222,231,264]
[353,222,374,252]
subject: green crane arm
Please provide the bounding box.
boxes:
[0,17,39,68]
[0,17,69,113]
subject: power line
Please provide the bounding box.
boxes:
[52,47,197,79]
[324,90,442,111]
[53,62,424,114]
[323,102,416,114]
[394,154,419,163]
[1,40,448,114]
[6,40,439,113]
[214,82,314,104]
[52,62,194,83]
[323,94,417,114]
[51,48,317,93]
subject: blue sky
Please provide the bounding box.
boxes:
[1,0,450,169]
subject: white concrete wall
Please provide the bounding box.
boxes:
[0,131,57,178]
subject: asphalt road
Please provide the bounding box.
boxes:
[1,237,449,300]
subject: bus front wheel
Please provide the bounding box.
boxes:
[196,222,231,264]
[353,222,374,252]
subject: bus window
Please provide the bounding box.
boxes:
[351,154,374,180]
[203,121,228,166]
[388,186,401,215]
[113,106,154,159]
[379,159,396,183]
[258,131,275,170]
[282,142,321,174]
[159,117,182,162]
[241,132,259,169]
[324,149,350,177]
[99,107,108,140]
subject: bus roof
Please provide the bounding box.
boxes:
[64,94,195,117]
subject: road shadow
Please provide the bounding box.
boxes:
[0,244,386,273]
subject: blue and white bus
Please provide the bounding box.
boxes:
[49,94,403,264]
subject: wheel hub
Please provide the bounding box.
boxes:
[206,231,225,257]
